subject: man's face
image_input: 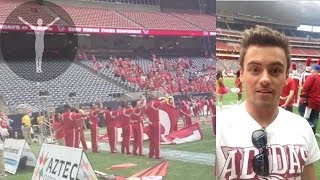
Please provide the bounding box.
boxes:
[37,18,43,26]
[168,98,174,105]
[240,45,288,109]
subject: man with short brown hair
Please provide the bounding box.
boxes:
[217,26,320,179]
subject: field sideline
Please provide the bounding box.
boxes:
[221,77,320,177]
[5,123,215,180]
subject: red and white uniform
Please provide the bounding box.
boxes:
[301,72,311,87]
[104,110,118,153]
[193,100,200,118]
[119,108,132,154]
[279,77,296,108]
[89,108,100,153]
[76,115,88,150]
[62,111,80,147]
[146,99,162,158]
[180,100,192,127]
[131,107,144,155]
[0,113,9,138]
[291,75,300,104]
[52,120,64,142]
[208,98,216,135]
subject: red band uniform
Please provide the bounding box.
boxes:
[131,107,144,155]
[62,111,80,147]
[89,107,100,153]
[119,107,132,154]
[104,109,118,153]
[146,99,162,159]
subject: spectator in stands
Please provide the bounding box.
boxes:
[279,77,295,112]
[21,111,33,145]
[217,25,320,179]
[234,70,243,105]
[216,70,228,110]
[298,62,320,134]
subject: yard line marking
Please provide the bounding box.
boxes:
[84,142,215,166]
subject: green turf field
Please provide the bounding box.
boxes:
[222,77,320,177]
[5,123,215,180]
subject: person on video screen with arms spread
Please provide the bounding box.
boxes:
[216,25,320,180]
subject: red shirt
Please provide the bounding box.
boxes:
[181,100,191,114]
[119,108,132,127]
[53,121,64,139]
[89,108,99,125]
[109,110,119,128]
[103,110,112,127]
[279,77,296,107]
[131,108,144,124]
[62,111,80,129]
[208,98,215,112]
[146,100,162,123]
[302,73,320,110]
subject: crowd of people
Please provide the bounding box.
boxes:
[44,94,216,159]
[78,52,216,95]
[16,92,216,160]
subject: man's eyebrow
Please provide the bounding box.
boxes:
[247,61,261,66]
[247,61,285,67]
[269,62,285,67]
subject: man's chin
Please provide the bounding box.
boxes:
[248,100,277,109]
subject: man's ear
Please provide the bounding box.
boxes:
[240,66,244,82]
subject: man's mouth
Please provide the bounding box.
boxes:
[257,89,272,94]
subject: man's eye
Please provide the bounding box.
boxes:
[270,68,283,76]
[249,66,260,74]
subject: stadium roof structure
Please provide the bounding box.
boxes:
[217,1,320,26]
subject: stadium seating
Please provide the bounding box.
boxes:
[79,56,215,94]
[2,0,62,26]
[216,41,237,51]
[49,6,143,28]
[118,10,200,30]
[170,13,215,31]
[0,0,214,31]
[0,59,126,110]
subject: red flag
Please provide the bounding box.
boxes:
[129,161,169,178]
[98,133,108,141]
[111,163,137,170]
[161,123,203,144]
[159,103,179,132]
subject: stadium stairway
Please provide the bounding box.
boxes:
[114,10,145,29]
[40,4,69,26]
[169,13,204,31]
[74,60,135,93]
[0,97,9,114]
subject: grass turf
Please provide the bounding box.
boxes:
[5,123,215,180]
[221,77,320,177]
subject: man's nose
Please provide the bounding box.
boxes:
[259,70,271,86]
